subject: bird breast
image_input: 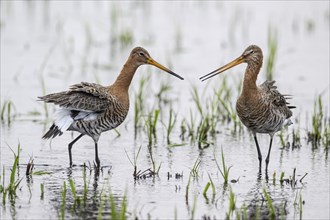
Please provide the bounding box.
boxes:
[236,95,286,134]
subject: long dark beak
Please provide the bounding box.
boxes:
[147,58,184,80]
[200,56,244,82]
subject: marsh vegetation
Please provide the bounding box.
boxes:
[1,1,329,219]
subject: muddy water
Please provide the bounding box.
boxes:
[1,1,329,220]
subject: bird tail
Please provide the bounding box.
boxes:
[283,95,296,109]
[42,124,63,139]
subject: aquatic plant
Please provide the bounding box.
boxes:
[299,194,303,220]
[214,148,232,185]
[263,189,275,220]
[216,92,242,134]
[109,190,127,220]
[307,95,328,147]
[281,201,286,220]
[305,18,315,32]
[40,183,44,200]
[191,195,197,220]
[145,109,160,145]
[185,174,191,203]
[32,170,53,175]
[147,144,161,176]
[134,98,141,136]
[82,164,88,203]
[119,29,134,49]
[266,25,278,81]
[292,126,302,149]
[1,99,16,125]
[208,173,216,197]
[1,168,5,204]
[60,181,67,220]
[236,203,248,220]
[1,143,23,204]
[125,145,158,180]
[25,158,34,175]
[203,182,211,198]
[69,178,81,210]
[182,109,197,141]
[165,106,177,144]
[191,85,204,117]
[290,168,297,187]
[134,76,149,133]
[279,118,302,150]
[97,194,105,220]
[125,145,142,179]
[280,171,285,185]
[278,129,288,148]
[179,119,187,140]
[156,81,172,105]
[226,189,236,219]
[190,158,201,178]
[213,78,243,133]
[203,173,216,203]
[197,117,211,148]
[0,171,3,193]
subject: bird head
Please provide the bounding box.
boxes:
[200,45,263,81]
[241,45,263,65]
[130,47,184,80]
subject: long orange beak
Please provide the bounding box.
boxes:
[200,55,244,82]
[147,58,184,80]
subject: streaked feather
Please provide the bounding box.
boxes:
[237,80,294,134]
[38,82,116,112]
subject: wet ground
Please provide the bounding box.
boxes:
[1,1,329,219]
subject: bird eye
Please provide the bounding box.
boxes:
[139,52,144,57]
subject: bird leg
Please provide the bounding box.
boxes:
[94,142,101,168]
[68,134,84,167]
[265,136,273,173]
[253,135,262,173]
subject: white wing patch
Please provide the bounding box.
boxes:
[54,109,100,132]
[55,109,73,132]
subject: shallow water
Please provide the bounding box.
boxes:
[1,1,329,220]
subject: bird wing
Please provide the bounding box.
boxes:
[38,82,115,112]
[259,80,295,119]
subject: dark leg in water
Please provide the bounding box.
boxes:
[265,136,274,173]
[68,134,84,167]
[94,142,100,168]
[253,134,262,173]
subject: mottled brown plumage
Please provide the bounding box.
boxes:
[200,45,295,173]
[39,47,184,167]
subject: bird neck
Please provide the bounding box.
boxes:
[113,58,139,91]
[242,62,261,96]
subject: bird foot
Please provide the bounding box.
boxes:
[93,161,101,170]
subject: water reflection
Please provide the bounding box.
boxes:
[243,172,290,219]
[47,165,125,219]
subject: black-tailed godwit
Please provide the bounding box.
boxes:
[39,47,184,168]
[200,45,295,173]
